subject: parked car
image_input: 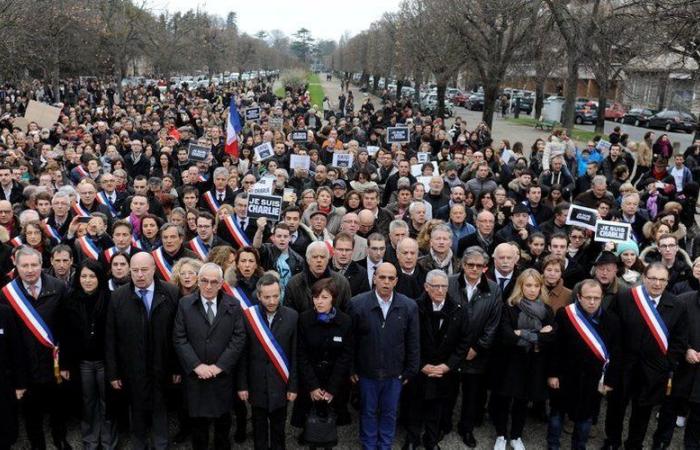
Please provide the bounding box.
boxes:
[573,102,598,124]
[467,93,485,111]
[420,94,454,117]
[452,91,468,106]
[512,95,533,115]
[647,110,697,133]
[621,108,657,127]
[604,102,627,121]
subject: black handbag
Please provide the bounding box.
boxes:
[303,404,338,446]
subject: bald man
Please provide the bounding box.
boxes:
[106,252,181,450]
[349,262,420,449]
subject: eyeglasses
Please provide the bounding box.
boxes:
[658,244,677,250]
[198,278,222,286]
[645,276,668,284]
[427,283,448,290]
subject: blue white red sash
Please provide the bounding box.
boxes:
[9,236,23,247]
[103,246,119,263]
[131,237,143,250]
[197,174,209,183]
[188,236,209,260]
[71,202,90,217]
[152,247,173,282]
[630,284,669,354]
[564,303,609,363]
[74,165,89,179]
[222,281,290,383]
[95,192,118,217]
[2,279,56,349]
[203,191,222,213]
[77,236,100,260]
[324,239,334,257]
[41,222,62,244]
[223,215,251,248]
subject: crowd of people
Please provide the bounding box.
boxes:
[0,72,698,450]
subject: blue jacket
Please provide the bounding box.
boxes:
[348,290,420,380]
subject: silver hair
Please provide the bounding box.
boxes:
[430,224,453,239]
[198,262,223,280]
[275,169,289,180]
[160,222,185,239]
[408,201,426,215]
[425,269,448,285]
[15,245,43,265]
[462,246,489,266]
[397,237,418,252]
[19,209,40,225]
[52,190,71,202]
[592,175,607,186]
[213,167,229,179]
[306,241,330,260]
[389,219,409,233]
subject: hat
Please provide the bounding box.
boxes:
[512,203,529,215]
[615,241,639,257]
[594,251,618,266]
[358,148,368,155]
[332,180,347,190]
[309,210,328,220]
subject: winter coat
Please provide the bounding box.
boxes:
[672,291,700,403]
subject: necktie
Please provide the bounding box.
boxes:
[139,289,150,317]
[240,218,247,229]
[29,284,38,299]
[205,300,215,324]
[498,277,507,292]
[218,193,223,202]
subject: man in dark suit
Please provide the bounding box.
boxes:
[98,173,128,218]
[488,242,521,302]
[45,192,74,239]
[547,233,587,289]
[602,263,688,449]
[76,179,114,226]
[0,303,27,450]
[0,165,24,206]
[457,210,496,259]
[237,274,298,450]
[174,262,247,450]
[494,203,537,248]
[217,194,258,249]
[331,232,371,296]
[187,213,229,261]
[395,237,426,299]
[105,252,182,450]
[348,263,420,450]
[198,167,236,214]
[152,223,198,282]
[283,206,312,256]
[0,246,70,449]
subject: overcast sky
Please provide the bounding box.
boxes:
[152,0,402,41]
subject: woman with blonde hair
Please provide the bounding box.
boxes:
[492,269,555,450]
[416,219,445,254]
[207,245,236,274]
[171,257,203,297]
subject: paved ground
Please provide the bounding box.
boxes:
[321,76,695,152]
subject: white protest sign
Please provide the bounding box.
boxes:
[416,176,432,191]
[501,149,514,165]
[596,140,612,154]
[332,153,353,168]
[417,152,430,163]
[289,154,310,171]
[254,142,273,161]
[594,220,632,243]
[251,177,274,195]
[366,146,380,156]
[565,204,598,231]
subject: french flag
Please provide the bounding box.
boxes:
[225,97,242,157]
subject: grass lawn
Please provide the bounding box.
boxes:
[306,72,325,111]
[274,85,285,98]
[506,117,599,144]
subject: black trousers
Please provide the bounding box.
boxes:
[191,413,232,450]
[442,372,487,435]
[130,404,169,450]
[653,395,687,446]
[604,389,654,449]
[492,395,527,440]
[685,402,700,449]
[405,395,448,448]
[252,406,287,450]
[22,382,67,450]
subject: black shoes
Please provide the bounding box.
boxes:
[461,432,477,448]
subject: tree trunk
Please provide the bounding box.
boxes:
[436,80,447,119]
[595,81,608,134]
[482,80,499,129]
[657,73,668,110]
[360,71,370,90]
[562,51,579,131]
[396,80,404,99]
[535,80,545,119]
[372,74,380,92]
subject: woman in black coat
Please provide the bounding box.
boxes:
[290,278,353,443]
[58,259,117,450]
[491,268,555,449]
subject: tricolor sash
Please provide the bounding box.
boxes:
[96,192,118,217]
[222,281,290,383]
[77,236,100,260]
[131,237,143,250]
[2,279,61,381]
[71,202,91,217]
[103,246,119,263]
[203,191,222,213]
[197,174,209,183]
[74,165,89,179]
[223,215,251,248]
[630,284,669,354]
[9,236,23,247]
[564,303,609,363]
[41,222,62,244]
[152,247,173,282]
[188,237,209,260]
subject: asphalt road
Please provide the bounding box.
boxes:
[576,119,695,149]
